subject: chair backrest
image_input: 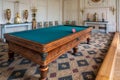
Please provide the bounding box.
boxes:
[55,21,59,26]
[37,22,42,28]
[65,21,70,25]
[71,21,76,25]
[49,21,53,26]
[44,21,49,27]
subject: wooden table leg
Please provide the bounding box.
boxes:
[39,65,48,80]
[8,50,14,62]
[87,38,90,44]
[73,46,78,55]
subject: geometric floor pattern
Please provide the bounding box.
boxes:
[0,32,113,80]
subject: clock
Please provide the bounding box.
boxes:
[91,0,101,2]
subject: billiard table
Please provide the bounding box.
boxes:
[4,25,92,80]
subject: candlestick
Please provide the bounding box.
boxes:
[80,9,84,15]
[31,7,37,29]
[23,10,28,23]
[110,6,116,15]
[102,13,104,22]
[87,13,90,21]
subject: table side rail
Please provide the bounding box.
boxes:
[7,32,91,66]
[4,27,92,53]
[44,27,92,52]
[45,32,91,65]
[4,34,44,52]
[5,29,91,66]
[8,41,44,65]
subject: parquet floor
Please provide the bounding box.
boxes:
[0,33,112,80]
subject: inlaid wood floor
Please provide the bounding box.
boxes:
[0,33,113,80]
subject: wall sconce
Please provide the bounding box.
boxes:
[110,6,116,15]
[87,13,90,21]
[80,9,84,15]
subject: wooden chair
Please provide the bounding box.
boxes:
[44,21,49,27]
[37,22,42,28]
[55,21,59,26]
[71,21,76,25]
[49,21,53,26]
[65,21,70,25]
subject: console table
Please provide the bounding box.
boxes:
[84,21,108,33]
[0,23,32,41]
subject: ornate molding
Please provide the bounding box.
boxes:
[109,6,116,15]
[40,53,48,61]
[88,0,104,6]
[91,0,101,3]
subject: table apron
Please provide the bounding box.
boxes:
[8,33,90,66]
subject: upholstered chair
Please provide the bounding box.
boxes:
[44,21,49,27]
[65,21,69,25]
[49,21,53,26]
[55,21,59,26]
[37,22,42,28]
[71,21,76,25]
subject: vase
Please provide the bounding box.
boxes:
[6,9,11,24]
[93,13,98,22]
[14,12,21,24]
[23,10,28,23]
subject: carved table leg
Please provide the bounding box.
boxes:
[39,65,48,80]
[8,50,14,62]
[87,38,90,44]
[73,46,78,55]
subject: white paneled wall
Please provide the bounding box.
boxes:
[0,0,2,23]
[0,0,62,39]
[84,8,109,21]
[63,0,78,24]
[0,0,62,24]
[63,0,72,21]
[36,0,48,21]
[2,0,15,23]
[48,0,60,21]
[0,0,120,32]
[116,0,120,32]
[70,0,78,24]
[19,1,31,23]
[63,0,117,32]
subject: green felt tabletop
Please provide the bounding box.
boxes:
[9,25,89,44]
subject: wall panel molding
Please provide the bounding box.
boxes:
[85,0,108,8]
[63,0,117,32]
[0,0,63,38]
[0,0,62,24]
[116,0,120,32]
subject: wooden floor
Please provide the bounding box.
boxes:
[114,35,120,80]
